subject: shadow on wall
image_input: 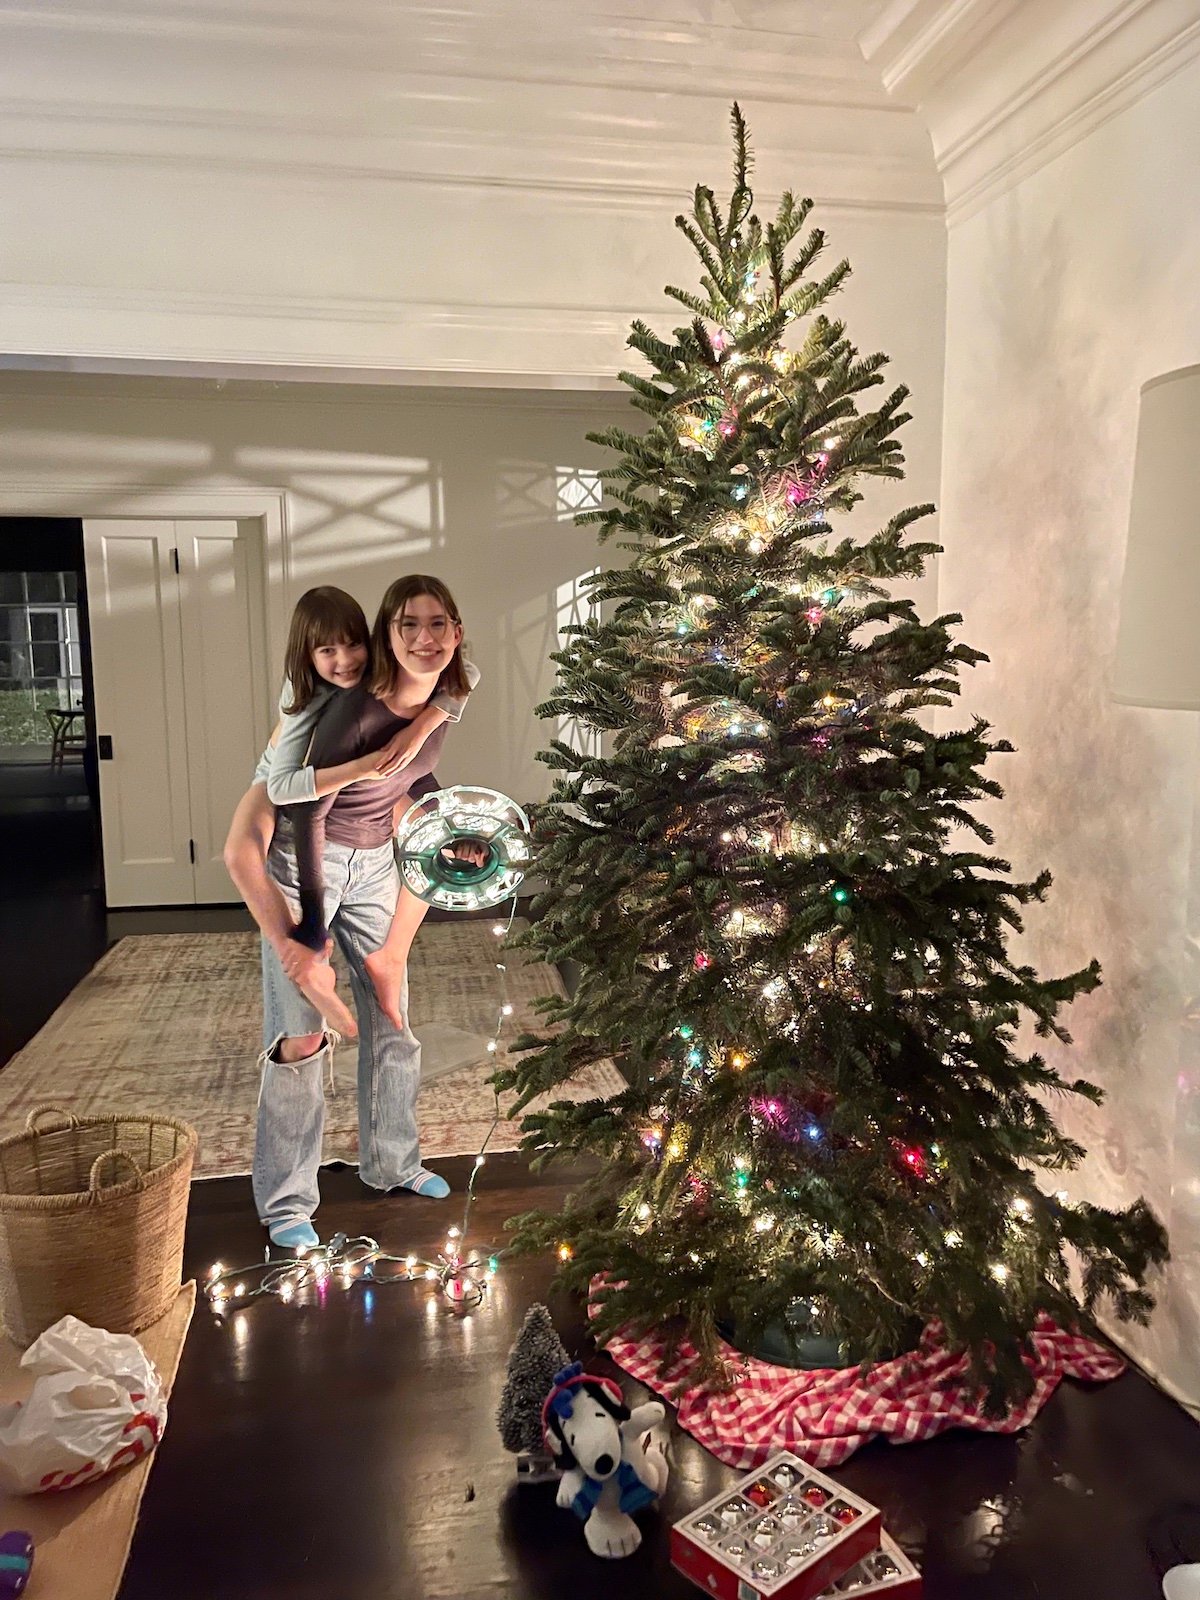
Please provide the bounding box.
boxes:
[951,207,1176,1212]
[0,381,626,809]
[496,461,604,799]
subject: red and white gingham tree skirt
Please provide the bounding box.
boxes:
[598,1312,1125,1470]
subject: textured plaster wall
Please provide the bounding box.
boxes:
[938,55,1200,1403]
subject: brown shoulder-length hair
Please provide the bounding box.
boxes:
[282,586,370,714]
[369,574,471,701]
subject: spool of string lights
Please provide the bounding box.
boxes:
[395,785,530,911]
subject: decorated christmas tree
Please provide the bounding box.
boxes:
[500,108,1167,1407]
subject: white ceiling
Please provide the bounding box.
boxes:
[0,0,939,380]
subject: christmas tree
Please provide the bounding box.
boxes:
[500,107,1167,1407]
[497,1302,571,1461]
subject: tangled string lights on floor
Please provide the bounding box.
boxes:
[207,787,533,1319]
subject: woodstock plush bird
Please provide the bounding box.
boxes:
[541,1362,669,1558]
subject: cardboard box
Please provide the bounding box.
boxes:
[669,1451,884,1600]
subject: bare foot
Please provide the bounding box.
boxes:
[364,947,407,1031]
[297,958,358,1039]
[280,940,358,1038]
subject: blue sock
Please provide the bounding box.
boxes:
[398,1170,450,1200]
[269,1219,319,1250]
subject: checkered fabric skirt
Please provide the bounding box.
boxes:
[600,1312,1125,1469]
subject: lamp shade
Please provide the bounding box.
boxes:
[1113,364,1200,709]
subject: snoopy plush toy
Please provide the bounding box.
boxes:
[541,1361,670,1558]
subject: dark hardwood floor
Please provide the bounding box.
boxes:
[120,1157,1200,1600]
[5,783,1200,1599]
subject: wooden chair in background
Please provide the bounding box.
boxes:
[45,707,87,771]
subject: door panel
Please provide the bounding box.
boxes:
[82,520,194,905]
[175,520,265,901]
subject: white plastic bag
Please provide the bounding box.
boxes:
[0,1314,167,1493]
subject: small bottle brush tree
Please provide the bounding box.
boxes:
[499,107,1167,1409]
[497,1303,571,1477]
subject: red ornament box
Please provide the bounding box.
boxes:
[669,1452,919,1600]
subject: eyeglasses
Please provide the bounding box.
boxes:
[394,615,453,638]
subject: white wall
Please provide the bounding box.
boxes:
[0,378,624,803]
[936,41,1200,1401]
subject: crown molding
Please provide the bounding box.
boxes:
[863,0,1200,222]
[0,0,939,377]
[944,8,1200,222]
[0,285,668,385]
[0,129,945,216]
[0,2,894,103]
[0,370,634,407]
[860,0,1023,104]
[1,1,891,49]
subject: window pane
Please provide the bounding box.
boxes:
[31,643,61,676]
[26,573,60,603]
[0,643,30,679]
[29,611,61,642]
[0,574,22,604]
[62,572,78,602]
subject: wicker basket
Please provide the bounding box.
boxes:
[0,1105,197,1345]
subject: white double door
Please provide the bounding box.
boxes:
[83,518,268,907]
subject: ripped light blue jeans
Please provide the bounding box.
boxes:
[252,829,423,1232]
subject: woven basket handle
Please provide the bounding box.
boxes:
[89,1150,146,1194]
[25,1104,79,1135]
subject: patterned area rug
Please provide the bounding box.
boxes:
[0,923,622,1178]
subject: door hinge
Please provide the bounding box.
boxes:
[172,548,180,574]
[188,838,195,864]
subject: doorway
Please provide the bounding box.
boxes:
[0,517,101,893]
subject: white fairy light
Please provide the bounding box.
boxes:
[1009,1197,1031,1218]
[637,1202,651,1221]
[990,1263,1009,1282]
[944,1230,962,1248]
[915,1252,928,1268]
[753,1214,776,1232]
